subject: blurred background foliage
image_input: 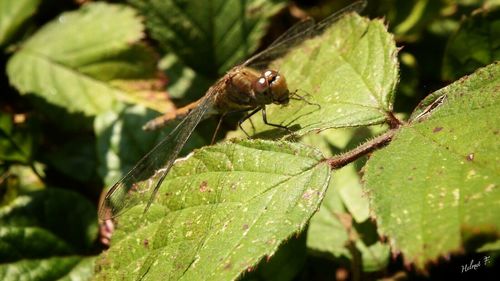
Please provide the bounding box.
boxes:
[0,0,498,280]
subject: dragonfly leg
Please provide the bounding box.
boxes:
[290,89,321,109]
[261,106,292,134]
[211,114,226,144]
[248,116,256,133]
[239,107,262,137]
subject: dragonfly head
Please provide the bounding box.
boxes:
[254,70,290,105]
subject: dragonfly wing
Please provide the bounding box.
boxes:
[243,0,367,70]
[99,94,215,220]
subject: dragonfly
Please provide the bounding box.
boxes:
[98,0,367,220]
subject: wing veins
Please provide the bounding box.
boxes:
[243,0,366,69]
[99,94,215,220]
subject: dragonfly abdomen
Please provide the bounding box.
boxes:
[143,98,217,130]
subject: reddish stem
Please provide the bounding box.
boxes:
[326,129,396,169]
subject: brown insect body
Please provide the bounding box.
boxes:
[143,66,290,130]
[215,67,290,112]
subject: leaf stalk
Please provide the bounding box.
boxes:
[326,129,397,169]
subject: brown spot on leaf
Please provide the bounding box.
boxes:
[302,190,314,199]
[130,183,139,192]
[466,153,474,161]
[266,238,276,245]
[199,181,208,192]
[143,239,149,248]
[433,127,443,133]
[242,224,249,230]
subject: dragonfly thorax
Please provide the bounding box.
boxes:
[213,67,290,113]
[253,70,290,105]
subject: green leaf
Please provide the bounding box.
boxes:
[307,174,351,257]
[0,113,33,163]
[336,164,370,223]
[0,188,98,280]
[6,3,169,116]
[302,127,389,223]
[363,62,500,268]
[0,0,40,47]
[0,188,98,252]
[0,164,45,206]
[389,0,445,38]
[477,239,500,252]
[130,0,286,78]
[0,227,73,262]
[240,14,399,138]
[95,105,208,187]
[442,7,500,80]
[275,124,390,271]
[0,256,96,281]
[158,54,213,101]
[307,144,389,272]
[95,105,164,186]
[95,140,330,280]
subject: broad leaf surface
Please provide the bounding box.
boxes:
[129,0,285,78]
[95,140,330,280]
[239,14,399,138]
[0,188,98,280]
[363,62,500,268]
[6,3,169,116]
[0,0,40,47]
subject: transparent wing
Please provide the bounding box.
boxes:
[243,0,367,70]
[98,94,215,220]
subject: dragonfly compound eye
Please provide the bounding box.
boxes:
[266,72,289,105]
[254,77,269,94]
[264,70,278,84]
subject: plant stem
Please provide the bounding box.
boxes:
[386,111,403,129]
[347,239,362,281]
[326,129,397,169]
